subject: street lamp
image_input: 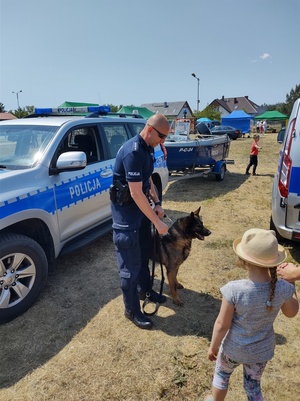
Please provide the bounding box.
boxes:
[191,73,200,112]
[12,90,22,109]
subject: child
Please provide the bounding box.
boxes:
[205,228,299,401]
[245,134,262,176]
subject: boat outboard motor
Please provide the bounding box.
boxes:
[196,122,212,135]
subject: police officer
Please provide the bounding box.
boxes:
[111,114,169,329]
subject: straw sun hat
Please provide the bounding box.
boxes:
[233,228,286,268]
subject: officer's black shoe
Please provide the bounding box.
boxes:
[139,290,167,304]
[124,310,153,330]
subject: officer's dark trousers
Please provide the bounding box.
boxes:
[138,216,152,293]
[113,216,152,314]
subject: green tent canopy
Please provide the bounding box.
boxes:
[57,101,101,115]
[58,101,99,108]
[254,110,287,120]
[117,106,154,119]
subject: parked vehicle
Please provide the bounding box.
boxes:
[210,125,242,140]
[277,127,286,143]
[165,121,231,181]
[210,120,221,128]
[271,98,300,241]
[0,106,168,323]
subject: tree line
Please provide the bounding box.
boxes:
[194,84,300,121]
[1,84,299,120]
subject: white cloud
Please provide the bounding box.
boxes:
[260,53,271,60]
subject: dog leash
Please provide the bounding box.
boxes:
[163,213,174,224]
[142,228,165,316]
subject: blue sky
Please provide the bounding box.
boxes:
[1,0,299,112]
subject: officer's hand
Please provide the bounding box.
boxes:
[155,220,169,235]
[154,204,164,218]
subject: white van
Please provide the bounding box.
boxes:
[271,98,300,241]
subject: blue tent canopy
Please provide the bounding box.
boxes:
[197,117,212,123]
[222,110,253,133]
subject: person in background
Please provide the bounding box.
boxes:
[205,228,298,401]
[256,121,260,133]
[245,134,262,176]
[262,120,267,135]
[110,114,170,330]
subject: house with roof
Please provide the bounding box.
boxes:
[209,96,264,118]
[140,101,194,129]
[0,112,17,121]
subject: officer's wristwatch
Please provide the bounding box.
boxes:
[154,201,162,206]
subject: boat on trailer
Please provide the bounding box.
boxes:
[164,120,232,181]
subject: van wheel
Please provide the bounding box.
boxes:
[270,216,284,242]
[0,233,48,324]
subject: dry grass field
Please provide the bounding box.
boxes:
[1,132,300,401]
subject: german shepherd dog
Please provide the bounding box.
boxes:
[154,207,211,306]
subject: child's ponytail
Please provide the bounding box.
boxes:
[267,267,277,311]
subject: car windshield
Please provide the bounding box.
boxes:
[0,125,58,169]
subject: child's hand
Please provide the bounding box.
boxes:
[207,347,218,361]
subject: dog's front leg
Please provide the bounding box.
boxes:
[167,267,183,306]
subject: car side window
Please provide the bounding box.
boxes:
[56,126,101,164]
[130,123,145,136]
[102,124,130,159]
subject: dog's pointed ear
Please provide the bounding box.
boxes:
[193,207,201,216]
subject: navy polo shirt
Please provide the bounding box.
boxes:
[111,134,155,230]
[114,134,154,190]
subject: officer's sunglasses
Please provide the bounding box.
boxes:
[147,124,168,139]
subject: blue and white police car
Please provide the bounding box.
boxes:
[0,106,169,323]
[271,98,300,241]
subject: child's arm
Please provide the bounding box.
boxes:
[207,298,234,361]
[254,143,262,151]
[281,283,299,318]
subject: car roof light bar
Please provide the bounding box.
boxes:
[25,106,144,119]
[34,105,111,115]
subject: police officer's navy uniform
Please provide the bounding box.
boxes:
[111,134,154,316]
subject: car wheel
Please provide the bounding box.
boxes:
[0,233,48,323]
[216,164,226,181]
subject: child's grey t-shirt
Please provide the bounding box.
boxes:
[221,278,295,364]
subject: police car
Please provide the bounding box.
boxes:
[0,106,168,323]
[271,98,300,241]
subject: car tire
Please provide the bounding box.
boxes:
[0,233,48,324]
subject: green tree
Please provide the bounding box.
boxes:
[193,105,221,121]
[9,106,34,118]
[282,84,300,116]
[108,104,122,112]
[0,102,6,112]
